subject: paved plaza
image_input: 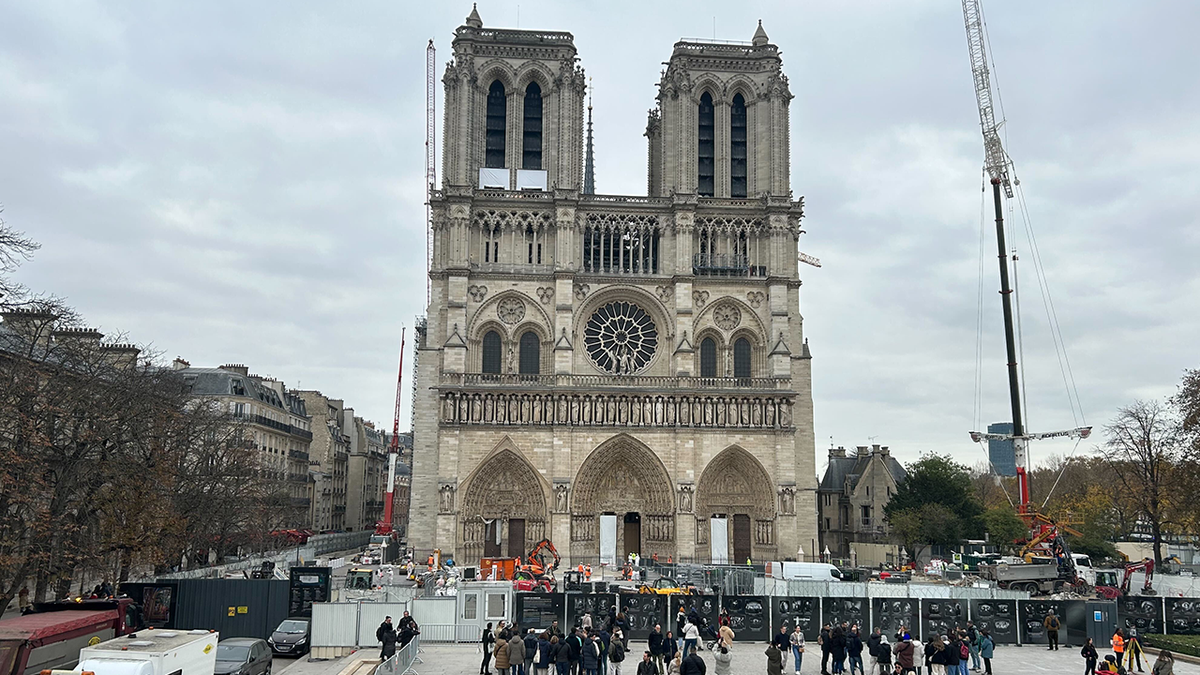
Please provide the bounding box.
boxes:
[354,641,1200,675]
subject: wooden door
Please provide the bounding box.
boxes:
[508,518,526,557]
[732,514,752,564]
[484,519,501,557]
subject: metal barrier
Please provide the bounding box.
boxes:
[415,623,481,643]
[377,634,420,675]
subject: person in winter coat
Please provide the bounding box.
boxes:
[526,630,541,675]
[822,625,835,675]
[942,635,962,675]
[683,621,701,655]
[496,635,513,675]
[581,634,602,675]
[847,628,865,675]
[1081,638,1100,675]
[482,623,497,675]
[637,652,657,675]
[831,627,848,674]
[766,643,784,675]
[790,625,806,675]
[663,632,679,668]
[680,646,706,675]
[1151,650,1174,675]
[379,624,398,661]
[667,654,681,675]
[719,624,735,649]
[509,632,527,675]
[1043,611,1062,651]
[568,630,586,675]
[649,625,665,675]
[925,637,944,675]
[611,637,627,675]
[554,636,572,675]
[965,622,981,673]
[866,628,883,675]
[911,639,924,675]
[713,645,733,675]
[537,634,554,675]
[676,609,688,652]
[875,637,892,675]
[978,631,994,675]
[892,634,915,675]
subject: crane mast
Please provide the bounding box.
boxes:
[426,39,436,304]
[377,327,405,536]
[961,0,1090,518]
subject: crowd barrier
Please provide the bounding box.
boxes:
[377,634,421,675]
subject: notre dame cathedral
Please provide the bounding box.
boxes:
[409,6,817,568]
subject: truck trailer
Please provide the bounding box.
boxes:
[0,600,136,675]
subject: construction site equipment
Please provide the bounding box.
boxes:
[1096,558,1156,599]
[375,328,406,538]
[637,577,696,596]
[74,629,219,675]
[345,568,374,590]
[0,599,138,675]
[524,539,561,579]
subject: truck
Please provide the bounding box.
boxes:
[0,599,137,675]
[978,560,1073,594]
[73,629,218,675]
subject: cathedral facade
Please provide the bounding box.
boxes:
[409,8,818,568]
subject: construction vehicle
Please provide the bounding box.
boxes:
[0,599,138,675]
[511,570,552,593]
[345,568,374,590]
[479,539,561,587]
[523,539,561,580]
[70,628,219,675]
[1096,558,1156,599]
[374,328,405,539]
[638,577,697,596]
[978,533,1083,594]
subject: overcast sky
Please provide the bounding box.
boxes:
[3,1,1197,475]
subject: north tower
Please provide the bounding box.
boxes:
[410,8,817,568]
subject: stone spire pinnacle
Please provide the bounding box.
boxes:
[752,19,769,46]
[465,3,482,28]
[583,79,596,195]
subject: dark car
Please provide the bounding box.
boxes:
[268,617,311,656]
[215,637,273,675]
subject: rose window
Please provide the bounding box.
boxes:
[584,301,658,374]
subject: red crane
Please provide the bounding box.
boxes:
[376,327,405,537]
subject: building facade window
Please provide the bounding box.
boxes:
[699,337,717,378]
[733,337,752,378]
[698,92,715,197]
[519,331,540,375]
[730,93,748,198]
[485,80,506,169]
[582,219,659,274]
[482,330,502,374]
[522,82,542,170]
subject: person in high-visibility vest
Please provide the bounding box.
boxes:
[585,564,592,581]
[426,554,434,572]
[1111,628,1125,665]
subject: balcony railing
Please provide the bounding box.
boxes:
[234,413,313,441]
[692,253,767,278]
[440,372,791,391]
[288,449,309,461]
[288,474,308,484]
[290,497,310,507]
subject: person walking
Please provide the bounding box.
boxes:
[831,626,847,675]
[676,609,688,653]
[379,622,398,662]
[1151,650,1174,675]
[611,635,627,675]
[1111,629,1126,669]
[965,622,981,673]
[582,634,602,675]
[774,626,793,654]
[713,645,733,675]
[664,632,679,668]
[911,638,924,675]
[875,637,892,675]
[766,642,785,675]
[790,625,806,675]
[977,631,993,675]
[1043,611,1061,651]
[821,624,835,675]
[680,646,706,675]
[638,652,657,675]
[1081,638,1099,675]
[683,620,701,656]
[496,632,513,675]
[649,625,666,675]
[482,623,497,675]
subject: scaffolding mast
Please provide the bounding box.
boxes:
[425,39,436,303]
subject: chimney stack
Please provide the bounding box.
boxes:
[100,343,140,369]
[53,327,104,350]
[172,357,191,370]
[221,363,250,376]
[856,446,870,457]
[828,446,847,459]
[1,308,59,348]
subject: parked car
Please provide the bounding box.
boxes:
[215,638,273,675]
[268,617,311,656]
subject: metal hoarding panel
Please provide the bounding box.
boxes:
[619,594,666,640]
[771,597,821,641]
[311,602,359,648]
[723,595,769,641]
[968,599,1018,644]
[873,598,919,640]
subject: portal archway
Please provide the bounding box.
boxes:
[459,441,549,564]
[696,445,777,563]
[571,434,675,562]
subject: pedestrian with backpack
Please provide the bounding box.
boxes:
[965,622,981,672]
[977,630,993,675]
[1044,610,1062,651]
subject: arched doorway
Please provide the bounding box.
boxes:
[572,434,675,563]
[459,444,549,565]
[696,446,776,564]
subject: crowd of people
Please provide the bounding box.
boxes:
[375,612,421,661]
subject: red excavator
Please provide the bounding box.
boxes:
[1096,558,1156,599]
[511,539,561,592]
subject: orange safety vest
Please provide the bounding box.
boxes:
[585,564,592,580]
[1111,634,1125,653]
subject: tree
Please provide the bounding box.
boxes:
[885,454,984,562]
[1104,400,1186,565]
[0,208,39,304]
[980,507,1027,554]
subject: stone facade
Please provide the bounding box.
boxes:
[346,413,387,531]
[410,9,818,567]
[817,445,907,559]
[299,391,351,530]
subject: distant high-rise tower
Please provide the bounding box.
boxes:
[987,422,1016,476]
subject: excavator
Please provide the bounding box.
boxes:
[1096,558,1156,600]
[491,539,562,592]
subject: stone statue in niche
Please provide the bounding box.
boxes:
[438,482,456,514]
[554,483,570,513]
[678,484,694,513]
[779,486,796,515]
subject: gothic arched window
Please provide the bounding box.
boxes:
[731,93,747,198]
[482,330,502,374]
[733,337,752,378]
[700,337,717,378]
[485,80,507,169]
[698,92,715,197]
[522,82,543,170]
[519,331,540,375]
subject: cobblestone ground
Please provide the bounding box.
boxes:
[402,641,1200,675]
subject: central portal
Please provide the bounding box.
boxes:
[623,512,641,560]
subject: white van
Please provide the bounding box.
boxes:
[766,561,843,581]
